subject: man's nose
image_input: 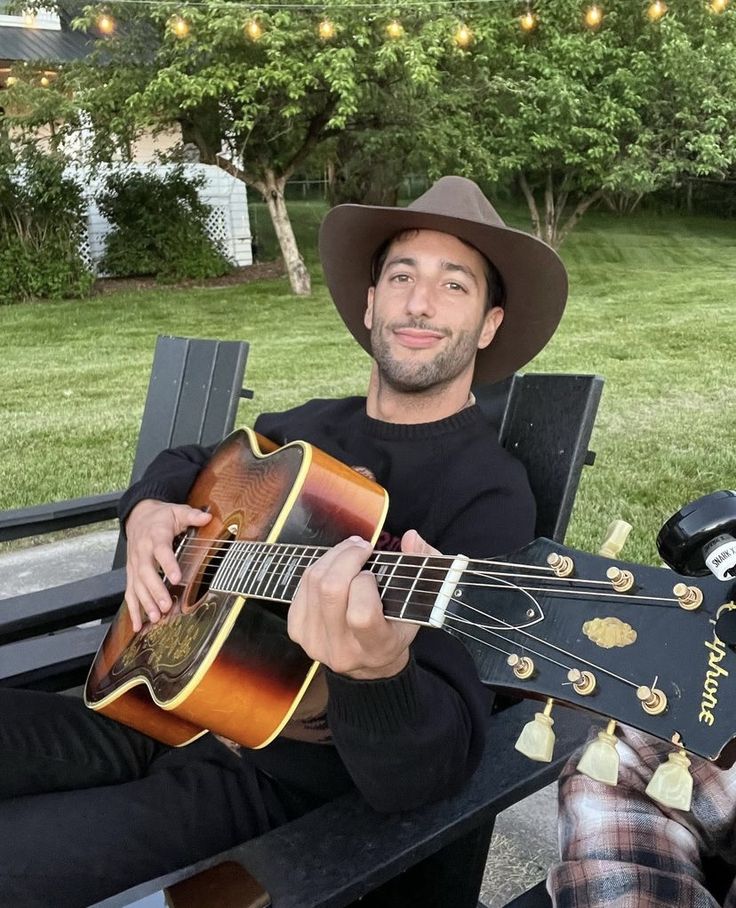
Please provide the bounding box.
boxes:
[405,281,435,317]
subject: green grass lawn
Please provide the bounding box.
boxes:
[1,200,734,567]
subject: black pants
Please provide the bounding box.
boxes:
[0,689,298,907]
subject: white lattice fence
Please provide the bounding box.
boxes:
[71,163,253,275]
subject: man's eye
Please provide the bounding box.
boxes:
[446,281,467,292]
[390,273,411,283]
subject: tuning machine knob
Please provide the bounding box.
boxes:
[646,748,693,811]
[577,719,620,785]
[599,520,632,558]
[514,698,555,763]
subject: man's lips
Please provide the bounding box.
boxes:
[392,328,446,349]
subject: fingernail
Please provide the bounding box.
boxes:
[347,536,371,547]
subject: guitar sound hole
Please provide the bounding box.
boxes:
[191,524,238,604]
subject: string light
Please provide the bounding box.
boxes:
[97,12,116,33]
[23,12,37,26]
[710,0,729,11]
[584,4,603,28]
[169,14,190,35]
[386,18,404,39]
[6,75,17,86]
[519,10,537,30]
[453,23,473,46]
[40,75,50,86]
[245,18,263,39]
[317,17,336,39]
[646,0,667,21]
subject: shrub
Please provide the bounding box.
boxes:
[0,148,93,305]
[97,167,233,282]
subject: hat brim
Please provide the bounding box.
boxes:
[319,204,568,385]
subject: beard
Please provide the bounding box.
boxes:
[369,317,484,393]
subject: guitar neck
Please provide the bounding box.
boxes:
[211,541,461,625]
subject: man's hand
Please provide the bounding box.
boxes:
[124,499,212,632]
[287,529,440,680]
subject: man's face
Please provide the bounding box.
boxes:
[364,229,504,393]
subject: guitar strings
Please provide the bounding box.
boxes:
[204,547,661,693]
[415,594,641,690]
[149,537,680,700]
[172,538,684,607]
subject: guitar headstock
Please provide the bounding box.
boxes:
[447,538,736,766]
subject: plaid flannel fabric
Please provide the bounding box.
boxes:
[548,725,736,907]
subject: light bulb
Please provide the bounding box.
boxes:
[647,1,667,21]
[97,13,115,35]
[318,18,336,40]
[584,4,603,27]
[170,15,189,38]
[454,24,473,47]
[245,19,263,41]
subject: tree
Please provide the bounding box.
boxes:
[10,2,469,294]
[414,0,736,247]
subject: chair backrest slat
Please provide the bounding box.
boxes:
[475,372,604,542]
[129,336,249,483]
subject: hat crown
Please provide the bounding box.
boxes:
[408,176,506,230]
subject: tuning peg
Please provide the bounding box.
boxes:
[599,519,632,558]
[514,698,555,762]
[576,720,620,785]
[645,749,693,811]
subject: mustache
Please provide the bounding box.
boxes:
[387,320,450,337]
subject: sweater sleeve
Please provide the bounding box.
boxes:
[117,442,216,530]
[325,629,490,812]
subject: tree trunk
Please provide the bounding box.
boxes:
[259,171,311,296]
[518,173,541,238]
[554,190,603,247]
[216,157,312,296]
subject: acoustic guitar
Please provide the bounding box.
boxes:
[85,428,736,766]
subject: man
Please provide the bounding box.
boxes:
[0,176,567,907]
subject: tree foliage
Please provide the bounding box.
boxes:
[5,0,736,265]
[415,0,736,245]
[9,1,468,292]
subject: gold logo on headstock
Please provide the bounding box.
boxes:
[582,616,637,649]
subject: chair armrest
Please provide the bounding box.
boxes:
[0,623,108,690]
[0,567,126,644]
[0,491,122,542]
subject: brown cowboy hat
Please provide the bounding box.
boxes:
[318,175,568,384]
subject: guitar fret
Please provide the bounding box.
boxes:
[233,542,258,594]
[377,554,403,619]
[400,556,428,619]
[280,547,301,593]
[264,545,288,600]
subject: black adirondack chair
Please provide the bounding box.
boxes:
[0,335,250,689]
[85,371,603,908]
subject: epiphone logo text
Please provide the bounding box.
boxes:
[699,604,734,726]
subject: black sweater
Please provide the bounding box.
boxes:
[118,398,536,812]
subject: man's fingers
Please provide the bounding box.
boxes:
[401,529,441,557]
[173,506,212,534]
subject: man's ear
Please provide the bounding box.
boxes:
[478,306,504,350]
[364,287,375,331]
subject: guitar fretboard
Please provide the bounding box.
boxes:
[211,541,461,625]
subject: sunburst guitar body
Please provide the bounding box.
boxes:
[84,428,388,748]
